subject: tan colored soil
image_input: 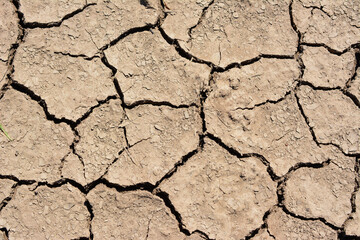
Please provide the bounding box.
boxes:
[104,29,210,106]
[0,0,359,239]
[0,184,89,239]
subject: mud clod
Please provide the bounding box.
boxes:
[0,0,359,239]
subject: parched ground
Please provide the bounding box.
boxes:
[0,0,359,239]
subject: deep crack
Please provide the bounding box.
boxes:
[154,190,191,236]
[244,209,272,240]
[1,0,359,238]
[11,81,76,127]
[84,199,94,240]
[20,3,96,29]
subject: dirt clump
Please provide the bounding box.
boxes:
[0,0,359,239]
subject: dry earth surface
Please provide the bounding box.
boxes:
[0,0,359,239]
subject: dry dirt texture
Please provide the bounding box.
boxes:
[0,0,359,240]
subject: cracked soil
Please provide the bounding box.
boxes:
[0,0,359,239]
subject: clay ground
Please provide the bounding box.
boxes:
[0,0,359,239]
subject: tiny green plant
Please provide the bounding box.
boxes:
[0,123,12,141]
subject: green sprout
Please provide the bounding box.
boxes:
[0,123,12,141]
